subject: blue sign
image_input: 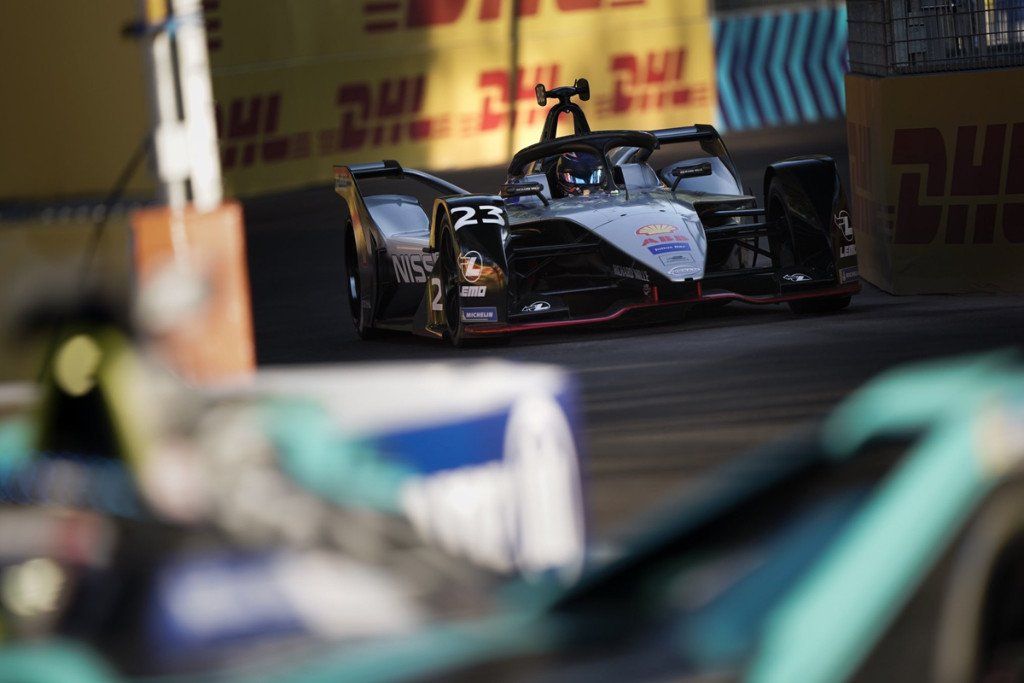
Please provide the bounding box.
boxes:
[648,242,692,255]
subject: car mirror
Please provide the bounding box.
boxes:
[670,162,713,191]
[574,77,590,102]
[501,181,549,207]
[535,84,547,107]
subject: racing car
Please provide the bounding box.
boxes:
[334,78,859,346]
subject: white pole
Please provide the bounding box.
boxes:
[172,0,223,213]
[139,0,188,212]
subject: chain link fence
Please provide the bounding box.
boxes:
[848,0,1024,74]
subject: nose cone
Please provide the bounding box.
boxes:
[593,212,707,281]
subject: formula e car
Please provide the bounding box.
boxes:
[334,78,859,346]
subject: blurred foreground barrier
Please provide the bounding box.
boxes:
[131,202,254,381]
[713,2,848,132]
[846,0,1024,293]
[0,213,133,381]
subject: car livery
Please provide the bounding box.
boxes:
[335,78,859,346]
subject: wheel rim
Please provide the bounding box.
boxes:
[345,230,362,329]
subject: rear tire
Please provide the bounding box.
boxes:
[788,295,851,315]
[344,225,380,339]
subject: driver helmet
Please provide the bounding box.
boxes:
[555,151,604,196]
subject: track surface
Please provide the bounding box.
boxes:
[243,122,1024,537]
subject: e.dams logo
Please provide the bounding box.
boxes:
[362,0,646,33]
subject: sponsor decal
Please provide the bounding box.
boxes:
[636,224,677,236]
[835,210,853,241]
[783,273,812,282]
[458,250,483,282]
[648,242,691,255]
[522,301,551,313]
[612,264,649,282]
[840,244,857,258]
[659,252,694,266]
[392,252,437,284]
[840,266,860,284]
[640,231,690,253]
[669,265,700,276]
[460,306,497,322]
[459,285,486,297]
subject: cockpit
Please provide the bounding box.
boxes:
[501,79,743,206]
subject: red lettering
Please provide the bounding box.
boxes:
[407,0,467,27]
[974,203,997,244]
[891,128,946,244]
[1004,203,1024,243]
[951,124,1006,196]
[1007,123,1024,194]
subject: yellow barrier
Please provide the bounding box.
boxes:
[209,0,714,195]
[0,1,150,201]
[846,67,1024,293]
[1,1,714,201]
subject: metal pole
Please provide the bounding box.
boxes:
[139,0,188,211]
[172,0,223,213]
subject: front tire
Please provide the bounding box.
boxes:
[438,226,509,348]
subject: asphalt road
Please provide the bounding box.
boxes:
[242,121,1024,537]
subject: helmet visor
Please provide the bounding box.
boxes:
[558,167,604,188]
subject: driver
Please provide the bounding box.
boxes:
[554,151,605,197]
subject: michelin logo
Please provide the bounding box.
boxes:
[460,307,497,322]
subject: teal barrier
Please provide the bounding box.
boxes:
[714,4,848,131]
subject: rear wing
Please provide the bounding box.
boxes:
[334,159,469,197]
[649,124,723,145]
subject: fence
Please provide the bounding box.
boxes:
[848,0,1024,75]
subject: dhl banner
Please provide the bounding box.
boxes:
[846,67,1024,293]
[208,0,715,196]
[0,1,714,202]
[0,1,151,201]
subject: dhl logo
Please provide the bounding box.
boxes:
[362,0,646,33]
[477,65,561,133]
[598,49,709,115]
[888,123,1024,244]
[216,75,448,169]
